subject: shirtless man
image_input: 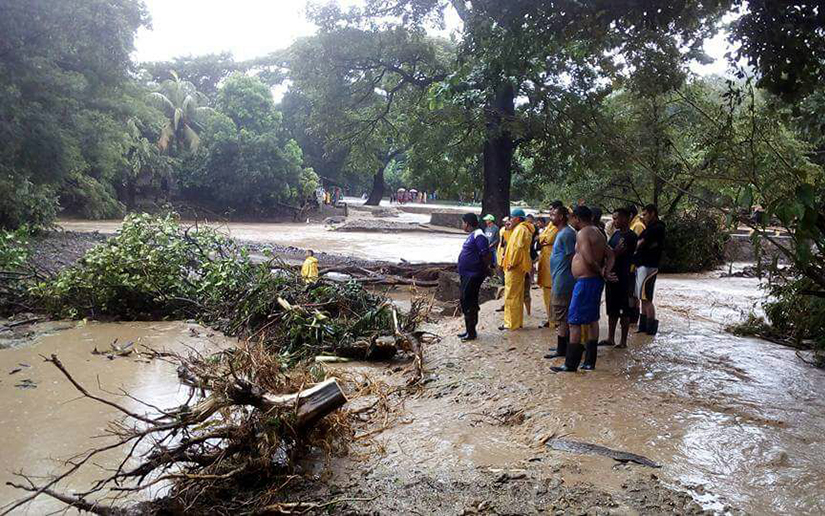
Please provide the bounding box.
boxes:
[551,205,615,373]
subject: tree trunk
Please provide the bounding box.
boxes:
[482,82,516,222]
[365,163,386,206]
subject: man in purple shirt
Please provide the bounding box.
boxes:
[457,213,491,341]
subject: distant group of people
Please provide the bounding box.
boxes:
[456,203,665,372]
[390,189,435,204]
[315,186,343,207]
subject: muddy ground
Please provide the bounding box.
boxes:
[6,221,825,515]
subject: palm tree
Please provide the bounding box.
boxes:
[149,71,212,154]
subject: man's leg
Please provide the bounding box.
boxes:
[617,315,630,348]
[606,315,618,345]
[553,324,583,372]
[502,270,525,330]
[458,275,470,338]
[542,287,553,327]
[545,296,569,358]
[523,273,532,315]
[463,275,483,340]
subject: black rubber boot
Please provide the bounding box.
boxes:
[551,342,583,372]
[646,319,659,336]
[461,312,478,341]
[636,314,648,333]
[581,340,598,370]
[544,336,568,359]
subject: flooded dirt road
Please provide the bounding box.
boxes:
[311,272,824,515]
[0,321,233,515]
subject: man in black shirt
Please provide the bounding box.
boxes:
[601,207,638,348]
[633,204,666,335]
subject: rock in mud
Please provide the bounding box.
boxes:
[435,272,497,304]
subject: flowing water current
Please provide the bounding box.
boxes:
[1,220,823,514]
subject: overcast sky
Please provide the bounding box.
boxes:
[134,0,735,76]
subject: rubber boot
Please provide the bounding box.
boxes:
[545,336,568,358]
[581,340,598,370]
[551,342,583,372]
[646,319,659,336]
[461,312,477,341]
[636,314,648,333]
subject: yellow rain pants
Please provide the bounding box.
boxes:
[502,221,534,329]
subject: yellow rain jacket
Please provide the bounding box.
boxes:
[536,225,559,288]
[301,256,319,283]
[502,221,534,330]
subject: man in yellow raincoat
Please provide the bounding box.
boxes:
[301,249,319,283]
[536,213,560,328]
[499,209,533,330]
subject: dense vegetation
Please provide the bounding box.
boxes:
[1,0,824,355]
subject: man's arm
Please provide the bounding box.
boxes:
[602,246,617,282]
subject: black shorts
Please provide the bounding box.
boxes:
[605,280,631,317]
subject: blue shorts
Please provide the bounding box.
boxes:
[568,276,605,325]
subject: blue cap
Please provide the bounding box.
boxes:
[510,208,526,218]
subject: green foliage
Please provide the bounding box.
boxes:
[31,213,237,318]
[0,0,150,228]
[659,212,729,273]
[0,227,30,271]
[177,75,311,214]
[26,214,396,361]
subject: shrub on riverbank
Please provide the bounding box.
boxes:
[729,271,825,367]
[21,213,412,362]
[660,212,729,273]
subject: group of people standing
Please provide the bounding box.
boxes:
[456,202,665,373]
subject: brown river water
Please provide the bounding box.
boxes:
[1,220,823,514]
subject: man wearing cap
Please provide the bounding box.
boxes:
[457,213,491,341]
[499,209,533,330]
[482,215,500,268]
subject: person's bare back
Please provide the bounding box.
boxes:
[572,225,607,278]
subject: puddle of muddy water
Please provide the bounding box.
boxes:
[0,321,234,514]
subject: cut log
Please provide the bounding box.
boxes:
[262,378,348,428]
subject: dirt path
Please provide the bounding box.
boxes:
[286,275,825,515]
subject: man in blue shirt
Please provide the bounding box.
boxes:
[457,213,491,341]
[546,204,577,359]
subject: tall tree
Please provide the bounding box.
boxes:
[309,0,732,219]
[149,71,212,154]
[0,0,149,227]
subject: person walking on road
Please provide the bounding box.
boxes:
[552,206,615,372]
[499,209,532,331]
[634,204,665,335]
[457,213,491,341]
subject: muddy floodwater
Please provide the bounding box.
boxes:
[0,321,233,514]
[59,216,466,263]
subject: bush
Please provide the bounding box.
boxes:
[659,211,729,273]
[729,271,825,366]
